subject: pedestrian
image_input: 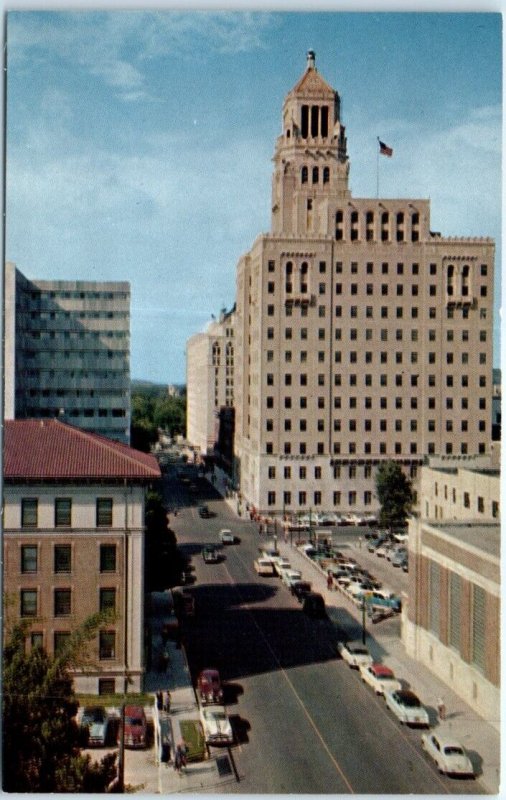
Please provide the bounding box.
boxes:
[163,690,171,712]
[437,697,446,721]
[173,746,182,775]
[327,572,333,591]
[179,740,188,769]
[358,535,363,550]
[156,691,163,711]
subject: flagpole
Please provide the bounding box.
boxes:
[376,137,379,198]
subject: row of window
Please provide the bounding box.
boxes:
[273,350,487,367]
[267,302,488,321]
[266,418,486,434]
[267,259,489,279]
[268,464,377,480]
[267,370,488,387]
[264,441,486,456]
[29,310,128,320]
[268,280,488,300]
[27,289,128,302]
[20,541,117,573]
[26,626,116,660]
[267,327,487,345]
[20,586,116,617]
[266,490,373,507]
[21,498,113,529]
[25,330,128,340]
[23,407,127,419]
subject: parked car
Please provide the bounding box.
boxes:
[80,705,110,747]
[302,592,327,618]
[219,529,235,544]
[337,641,373,669]
[359,663,402,695]
[391,549,408,567]
[254,557,276,576]
[291,580,312,602]
[272,556,291,576]
[385,689,430,726]
[197,669,224,705]
[123,705,147,749]
[202,547,220,563]
[281,569,302,588]
[200,705,234,745]
[198,505,210,518]
[421,733,475,777]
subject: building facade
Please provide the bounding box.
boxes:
[4,262,131,444]
[3,419,160,695]
[186,307,235,455]
[403,461,500,726]
[232,51,494,515]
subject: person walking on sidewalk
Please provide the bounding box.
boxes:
[437,697,446,721]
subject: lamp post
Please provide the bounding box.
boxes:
[361,597,367,645]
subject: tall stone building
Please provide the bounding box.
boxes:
[186,306,235,455]
[233,51,494,516]
[4,262,131,444]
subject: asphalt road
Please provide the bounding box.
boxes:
[164,470,483,794]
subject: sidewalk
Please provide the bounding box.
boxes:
[275,537,501,794]
[123,594,240,793]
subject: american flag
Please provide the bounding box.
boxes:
[379,139,393,157]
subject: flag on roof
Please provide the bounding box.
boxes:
[378,139,393,157]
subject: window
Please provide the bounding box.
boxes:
[100,588,116,613]
[267,397,274,408]
[21,498,38,527]
[21,545,38,574]
[55,498,71,527]
[99,678,116,696]
[284,467,291,479]
[20,589,37,617]
[268,466,276,479]
[31,632,43,649]
[99,631,116,660]
[299,491,307,506]
[100,544,117,573]
[299,467,306,479]
[95,497,113,527]
[54,632,71,655]
[54,589,71,617]
[54,544,71,574]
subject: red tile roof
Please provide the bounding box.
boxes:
[4,420,161,481]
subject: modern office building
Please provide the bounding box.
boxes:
[3,419,160,695]
[4,262,131,444]
[231,51,494,516]
[186,306,235,455]
[403,460,500,726]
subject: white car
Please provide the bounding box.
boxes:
[421,732,474,777]
[200,705,234,745]
[337,641,373,669]
[385,689,430,726]
[359,663,402,695]
[219,529,235,544]
[272,556,291,576]
[281,569,302,588]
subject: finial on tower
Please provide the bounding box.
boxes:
[307,49,316,70]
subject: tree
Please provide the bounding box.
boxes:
[375,460,414,529]
[3,616,117,793]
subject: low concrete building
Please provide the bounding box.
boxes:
[403,461,500,728]
[3,419,160,695]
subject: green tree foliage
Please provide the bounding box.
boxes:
[144,490,185,590]
[375,460,414,529]
[130,387,186,452]
[3,618,117,793]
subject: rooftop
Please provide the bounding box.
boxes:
[4,419,160,481]
[438,523,500,560]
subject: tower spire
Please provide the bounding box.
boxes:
[306,49,316,70]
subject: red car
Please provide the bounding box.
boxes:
[122,705,147,749]
[197,669,224,705]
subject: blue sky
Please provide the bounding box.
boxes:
[6,10,502,383]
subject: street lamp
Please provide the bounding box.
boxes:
[361,597,367,645]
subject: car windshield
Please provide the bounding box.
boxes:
[126,716,143,726]
[350,647,369,655]
[400,694,421,707]
[444,746,465,756]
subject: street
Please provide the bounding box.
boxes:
[163,468,485,794]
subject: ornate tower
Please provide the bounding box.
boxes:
[271,50,350,237]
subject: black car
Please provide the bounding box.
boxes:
[198,505,210,518]
[303,592,327,618]
[291,580,312,602]
[202,547,220,563]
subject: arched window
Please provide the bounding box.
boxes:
[301,166,308,184]
[323,167,330,184]
[312,167,319,184]
[461,264,470,297]
[212,342,221,366]
[447,265,454,296]
[396,212,404,242]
